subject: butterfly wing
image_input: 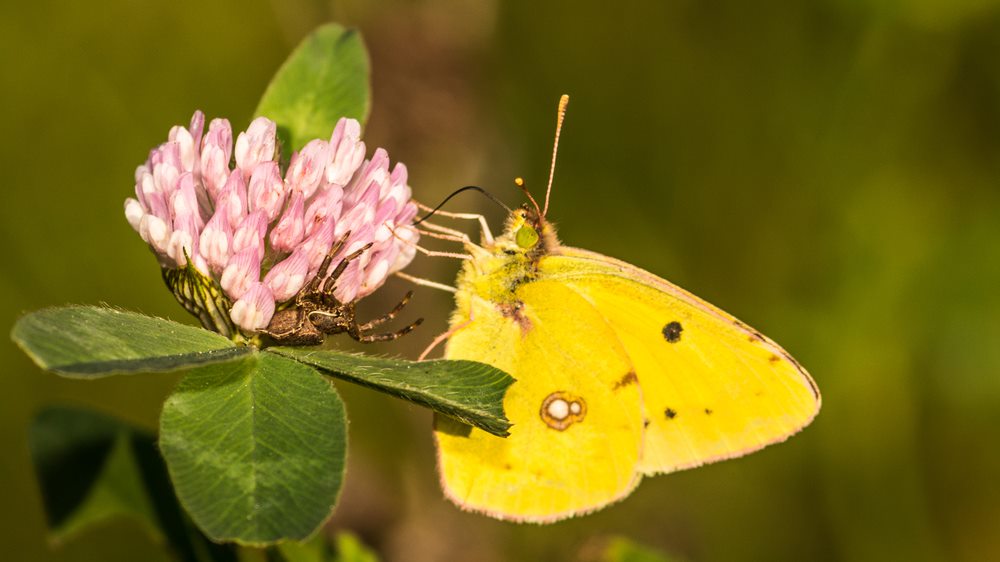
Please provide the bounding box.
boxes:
[435,279,645,522]
[542,247,820,475]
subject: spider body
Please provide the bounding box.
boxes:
[262,236,422,346]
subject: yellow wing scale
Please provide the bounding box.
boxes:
[436,280,645,523]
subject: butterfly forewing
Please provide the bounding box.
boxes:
[543,248,820,475]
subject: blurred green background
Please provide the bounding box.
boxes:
[3,0,999,560]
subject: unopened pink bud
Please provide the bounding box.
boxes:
[327,118,366,186]
[200,118,233,200]
[269,191,306,253]
[389,224,418,273]
[330,224,375,300]
[335,184,378,239]
[139,214,172,256]
[188,111,205,159]
[216,169,248,230]
[171,173,204,230]
[229,282,275,332]
[167,215,202,269]
[361,252,393,297]
[152,142,183,196]
[168,125,196,173]
[357,176,383,210]
[396,201,418,225]
[384,163,412,208]
[142,190,169,224]
[124,198,144,232]
[344,224,376,258]
[345,150,390,206]
[231,210,268,260]
[303,184,344,238]
[286,139,329,200]
[199,210,233,273]
[247,161,286,222]
[332,260,363,303]
[166,230,193,268]
[220,246,262,301]
[135,168,155,209]
[168,111,204,174]
[263,250,310,302]
[299,219,336,272]
[234,117,276,175]
[371,199,399,244]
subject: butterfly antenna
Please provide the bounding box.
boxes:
[542,94,569,218]
[413,185,511,226]
[514,177,542,217]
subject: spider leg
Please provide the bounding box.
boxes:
[301,232,351,299]
[351,317,424,343]
[320,242,374,295]
[357,291,413,331]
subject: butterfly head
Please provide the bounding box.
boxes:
[492,204,559,258]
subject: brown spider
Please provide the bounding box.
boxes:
[261,235,423,346]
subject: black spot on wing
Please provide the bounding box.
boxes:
[704,408,713,415]
[665,408,677,419]
[662,321,683,343]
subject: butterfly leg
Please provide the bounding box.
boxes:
[414,202,494,245]
[417,313,474,361]
[394,271,457,293]
[414,226,469,245]
[357,291,414,331]
[405,243,472,261]
[387,222,473,260]
[415,220,473,242]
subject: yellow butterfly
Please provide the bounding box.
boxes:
[429,95,820,523]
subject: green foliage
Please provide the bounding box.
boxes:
[14,303,513,546]
[272,348,514,437]
[9,22,517,550]
[31,407,159,542]
[160,353,347,545]
[11,306,250,377]
[597,536,681,562]
[255,23,371,151]
[330,533,379,562]
[30,407,236,562]
[7,1,1000,560]
[273,531,379,562]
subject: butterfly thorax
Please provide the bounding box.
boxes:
[454,207,559,310]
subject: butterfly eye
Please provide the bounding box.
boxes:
[515,225,539,248]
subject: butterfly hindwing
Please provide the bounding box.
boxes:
[435,279,645,522]
[542,247,821,474]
